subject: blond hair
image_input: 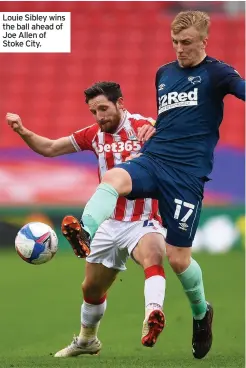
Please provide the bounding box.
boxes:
[171,11,210,38]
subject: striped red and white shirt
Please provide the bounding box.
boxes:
[70,111,160,222]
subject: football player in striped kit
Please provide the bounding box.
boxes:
[6,81,167,357]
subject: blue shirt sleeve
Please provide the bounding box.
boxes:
[215,63,245,101]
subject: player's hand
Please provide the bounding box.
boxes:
[125,153,142,162]
[6,112,25,134]
[137,124,156,142]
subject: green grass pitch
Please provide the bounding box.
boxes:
[0,249,244,368]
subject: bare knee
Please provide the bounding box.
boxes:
[82,279,107,302]
[102,168,132,196]
[133,233,165,269]
[166,244,191,274]
[82,263,118,302]
[168,256,190,274]
[142,246,164,269]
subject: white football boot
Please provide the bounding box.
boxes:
[54,335,102,357]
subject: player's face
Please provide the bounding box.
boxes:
[171,26,207,68]
[88,95,124,133]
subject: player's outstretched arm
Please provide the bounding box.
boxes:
[6,112,76,157]
[216,65,246,101]
[231,78,245,101]
[227,71,246,101]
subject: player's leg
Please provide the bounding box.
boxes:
[69,156,158,258]
[132,228,166,347]
[61,168,131,258]
[82,167,131,237]
[166,243,213,359]
[158,168,213,359]
[55,262,119,357]
[166,244,207,318]
[55,221,120,358]
[80,262,118,342]
[115,218,166,347]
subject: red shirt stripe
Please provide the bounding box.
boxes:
[71,111,160,223]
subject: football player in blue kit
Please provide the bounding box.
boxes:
[61,10,245,359]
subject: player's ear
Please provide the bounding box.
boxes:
[116,97,124,109]
[202,37,208,49]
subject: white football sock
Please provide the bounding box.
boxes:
[78,299,107,344]
[144,265,166,317]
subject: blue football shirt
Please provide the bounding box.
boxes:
[141,56,245,178]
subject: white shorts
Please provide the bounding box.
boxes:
[86,219,166,271]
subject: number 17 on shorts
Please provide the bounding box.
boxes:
[174,199,196,231]
[164,197,201,246]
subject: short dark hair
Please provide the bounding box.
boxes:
[84,81,123,104]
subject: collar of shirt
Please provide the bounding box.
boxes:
[115,110,129,134]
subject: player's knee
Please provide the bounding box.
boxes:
[142,248,164,268]
[167,250,190,274]
[133,240,164,269]
[102,168,132,196]
[82,280,105,301]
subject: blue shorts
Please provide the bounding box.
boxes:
[117,154,204,247]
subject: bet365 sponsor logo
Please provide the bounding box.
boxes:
[158,88,198,114]
[98,140,141,154]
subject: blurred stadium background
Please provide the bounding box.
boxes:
[0,1,245,253]
[0,2,245,367]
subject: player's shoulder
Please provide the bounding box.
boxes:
[127,112,155,126]
[205,56,239,73]
[156,60,177,75]
[73,123,99,142]
[74,123,99,135]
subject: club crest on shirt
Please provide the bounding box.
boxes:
[158,83,166,91]
[126,129,137,140]
[188,76,202,85]
[114,134,121,142]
